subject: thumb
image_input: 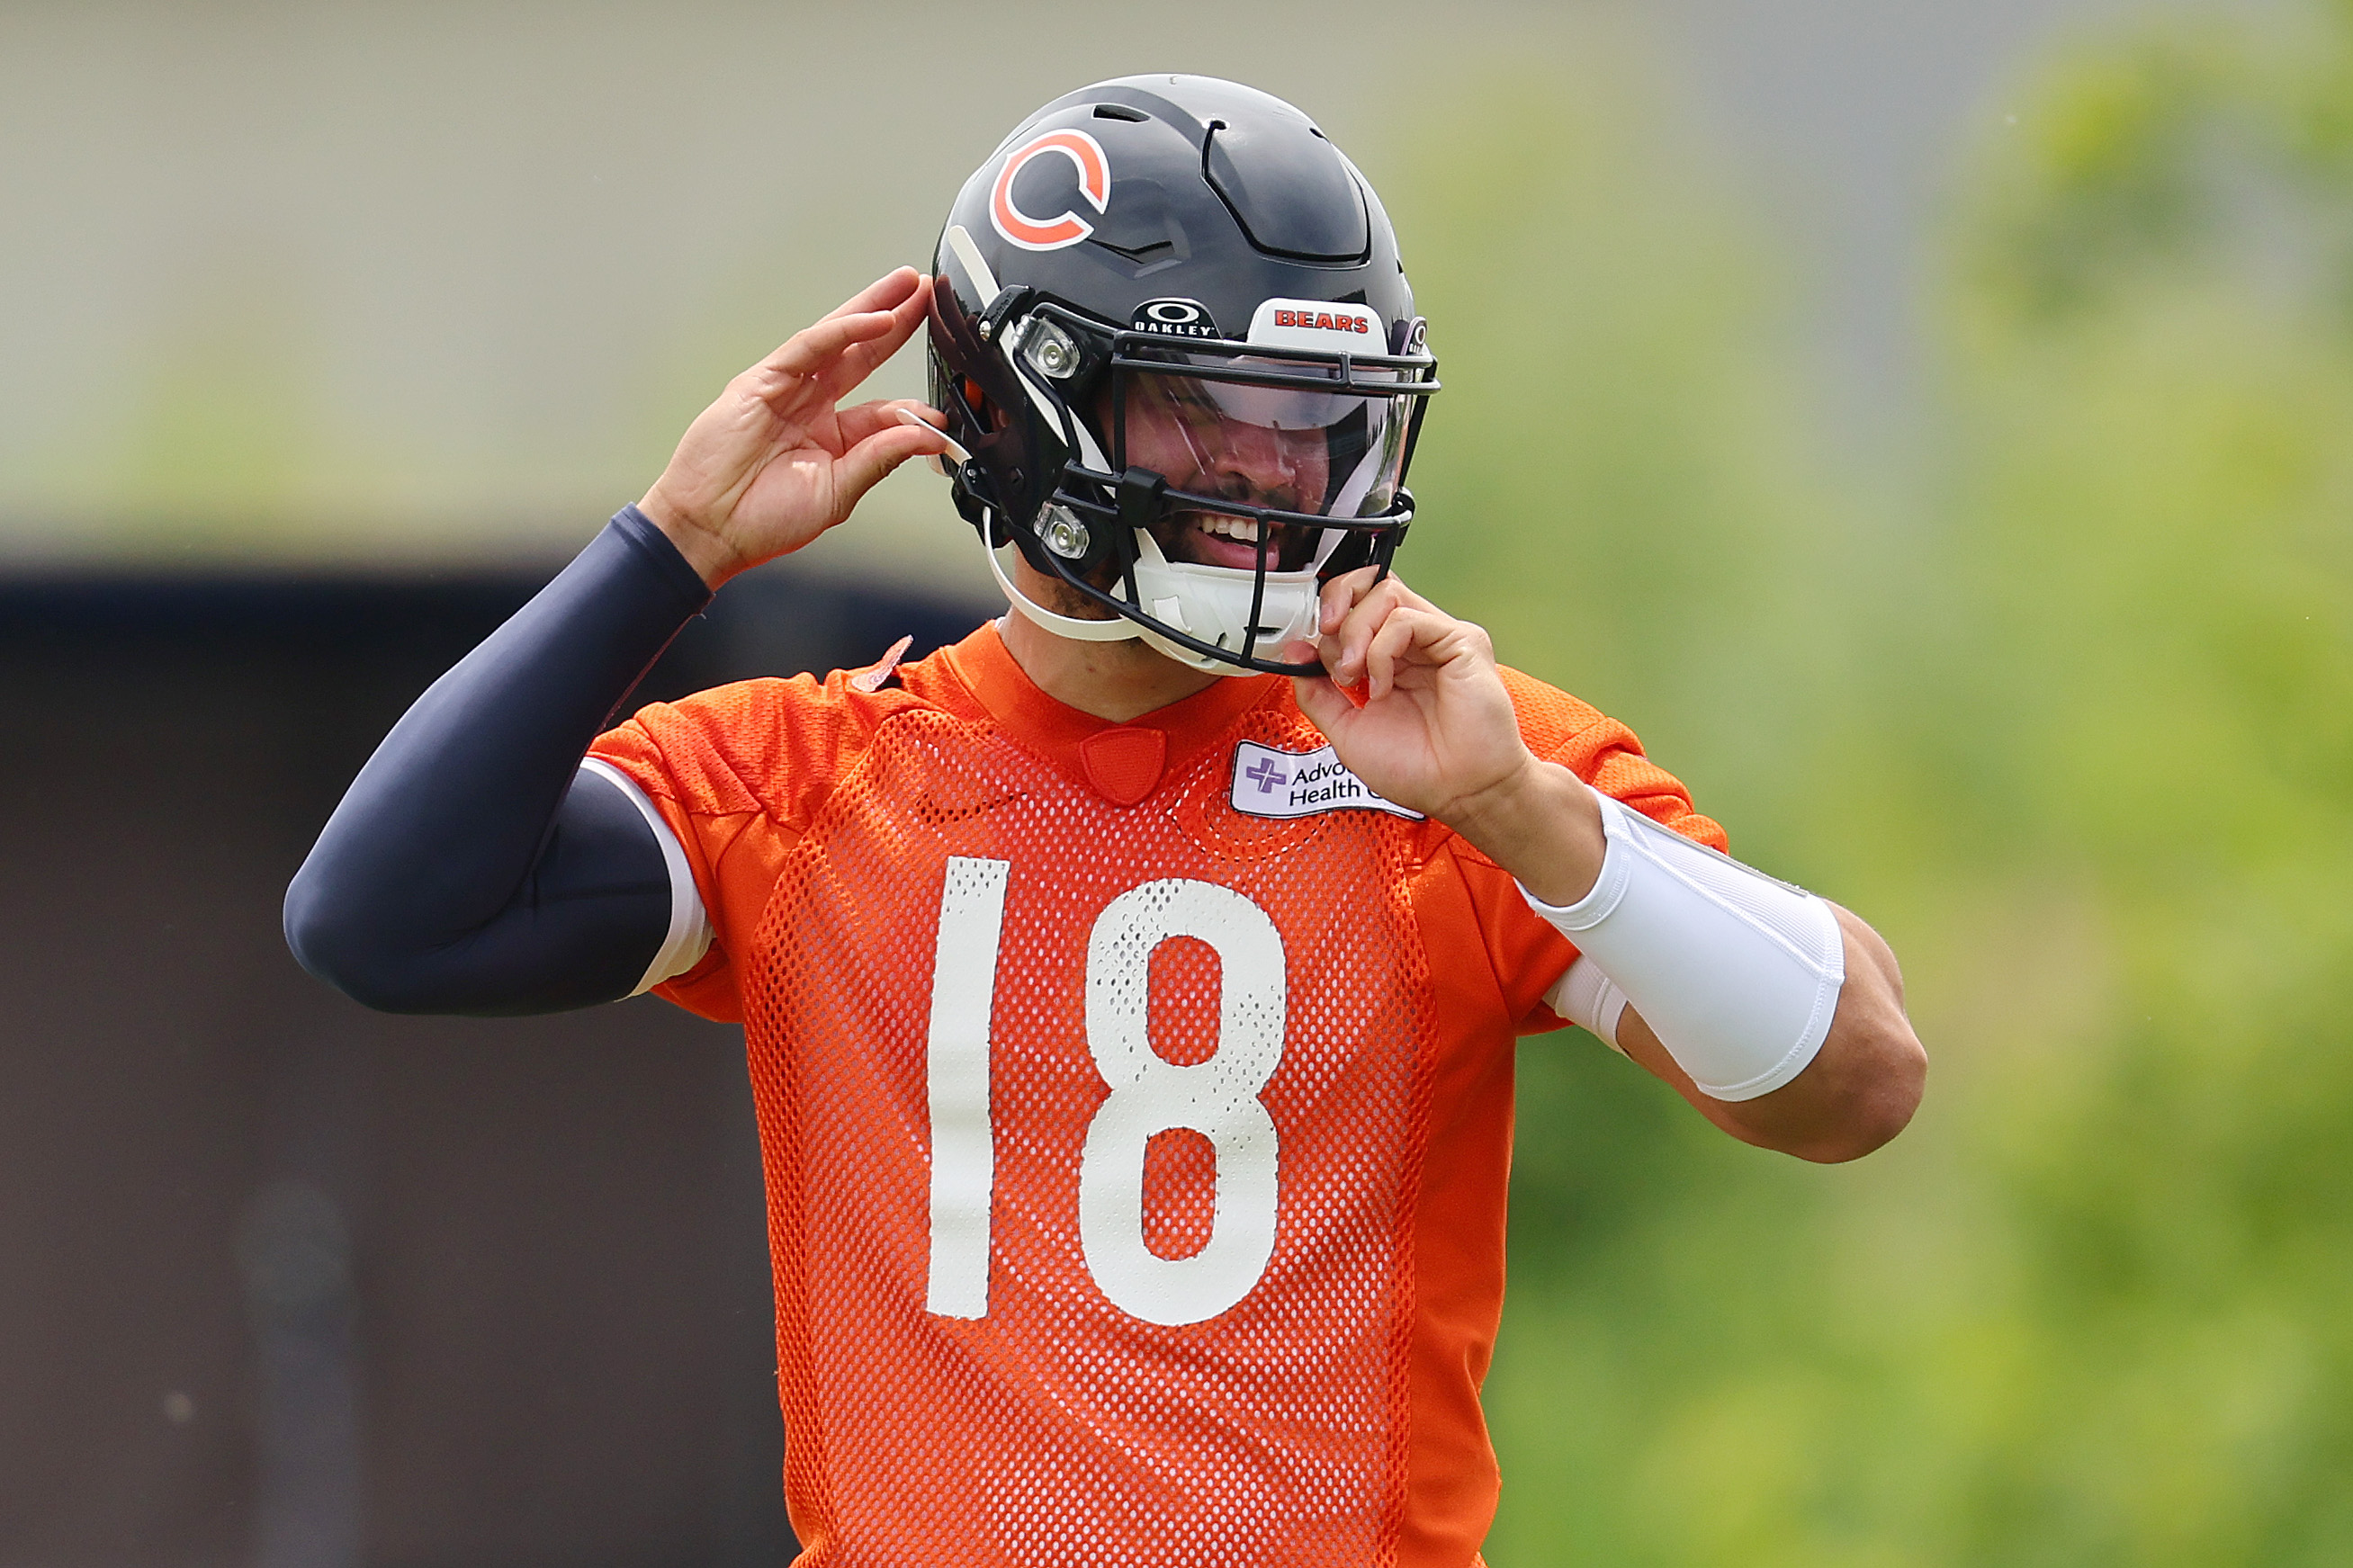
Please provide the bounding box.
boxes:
[832,423,949,513]
[1290,669,1356,739]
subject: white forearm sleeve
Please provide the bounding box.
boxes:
[1548,956,1630,1055]
[1526,789,1845,1101]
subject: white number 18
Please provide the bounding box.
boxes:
[921,857,1286,1327]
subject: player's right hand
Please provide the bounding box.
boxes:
[637,267,952,587]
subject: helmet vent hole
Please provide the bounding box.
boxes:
[1092,103,1148,122]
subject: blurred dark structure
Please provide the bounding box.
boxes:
[0,561,988,1568]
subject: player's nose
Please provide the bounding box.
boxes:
[1213,426,1312,510]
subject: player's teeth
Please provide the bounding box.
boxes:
[1200,518,1261,542]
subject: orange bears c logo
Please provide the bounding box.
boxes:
[990,130,1111,252]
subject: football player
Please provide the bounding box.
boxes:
[287,76,1924,1568]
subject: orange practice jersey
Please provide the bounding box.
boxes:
[590,622,1724,1568]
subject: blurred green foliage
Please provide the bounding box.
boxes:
[1383,4,2353,1563]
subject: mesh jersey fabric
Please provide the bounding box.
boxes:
[589,622,1724,1568]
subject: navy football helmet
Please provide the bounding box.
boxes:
[926,75,1439,676]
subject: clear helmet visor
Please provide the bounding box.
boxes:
[1001,329,1432,677]
[1108,350,1414,540]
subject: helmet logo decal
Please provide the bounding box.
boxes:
[1249,298,1378,351]
[1272,308,1370,334]
[1128,299,1223,340]
[991,129,1112,252]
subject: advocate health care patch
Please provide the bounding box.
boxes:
[1227,740,1424,821]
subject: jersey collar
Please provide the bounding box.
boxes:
[933,619,1285,789]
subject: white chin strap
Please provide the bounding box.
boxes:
[983,527,1143,644]
[1126,526,1323,674]
[978,518,1323,675]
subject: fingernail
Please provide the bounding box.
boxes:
[894,407,970,464]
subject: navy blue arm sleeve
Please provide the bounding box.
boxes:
[284,506,714,1015]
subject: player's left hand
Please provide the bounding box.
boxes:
[1285,569,1536,823]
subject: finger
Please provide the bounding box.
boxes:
[1363,607,1438,702]
[765,270,923,395]
[755,308,902,390]
[1325,576,1412,685]
[1378,571,1436,614]
[1317,567,1432,637]
[821,274,936,399]
[1291,668,1356,735]
[818,266,925,326]
[1286,645,1362,732]
[837,399,947,447]
[1319,566,1384,637]
[831,422,953,512]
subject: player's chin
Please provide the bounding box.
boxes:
[1032,566,1122,620]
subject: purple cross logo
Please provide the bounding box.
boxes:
[1245,757,1289,793]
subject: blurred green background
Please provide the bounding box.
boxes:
[1399,4,2353,1563]
[8,0,2348,1562]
